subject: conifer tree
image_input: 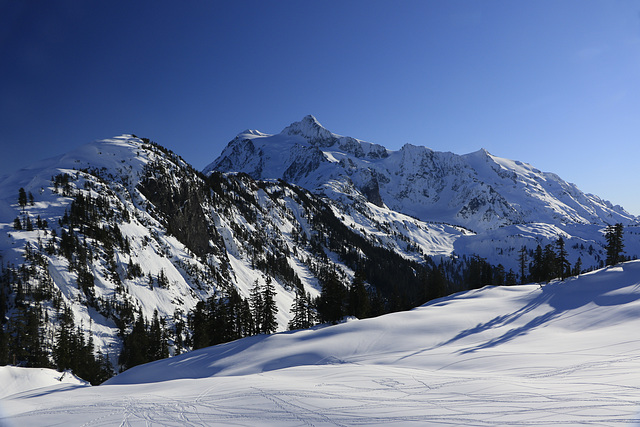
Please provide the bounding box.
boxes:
[605,223,625,266]
[529,245,543,283]
[18,187,27,211]
[542,244,557,281]
[289,286,314,330]
[348,270,370,319]
[518,246,528,283]
[261,278,278,334]
[572,256,583,276]
[317,273,346,324]
[190,301,210,349]
[555,237,570,280]
[249,280,263,333]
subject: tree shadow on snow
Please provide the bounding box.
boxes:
[454,269,640,354]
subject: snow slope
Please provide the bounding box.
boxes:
[206,115,638,231]
[1,134,451,369]
[4,261,640,426]
[206,116,640,271]
[0,366,88,400]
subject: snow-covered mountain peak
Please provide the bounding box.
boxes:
[208,116,639,235]
[280,115,336,146]
[238,129,268,137]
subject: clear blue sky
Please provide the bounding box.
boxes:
[1,1,639,215]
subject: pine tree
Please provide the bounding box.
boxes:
[249,280,263,333]
[605,223,625,266]
[517,246,528,283]
[555,237,570,280]
[348,270,370,319]
[542,244,557,281]
[148,309,168,361]
[261,278,278,334]
[18,187,27,211]
[190,301,210,349]
[317,273,346,324]
[119,309,149,370]
[529,245,543,283]
[572,256,583,276]
[289,286,313,330]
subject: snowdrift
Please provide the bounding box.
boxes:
[0,366,88,399]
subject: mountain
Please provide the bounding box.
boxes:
[0,135,453,379]
[206,115,640,269]
[4,260,640,425]
[1,122,638,383]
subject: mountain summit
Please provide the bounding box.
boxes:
[206,116,637,232]
[281,115,336,145]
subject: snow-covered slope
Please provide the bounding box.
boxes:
[0,366,88,399]
[4,261,640,425]
[207,115,637,231]
[206,115,640,270]
[0,135,444,373]
[2,128,639,385]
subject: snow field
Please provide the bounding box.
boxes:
[4,261,640,425]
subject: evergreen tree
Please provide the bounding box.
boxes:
[347,270,370,319]
[605,223,625,266]
[119,309,149,370]
[572,256,583,276]
[555,237,570,280]
[518,246,528,283]
[18,187,27,211]
[317,273,346,324]
[541,244,557,282]
[289,286,313,330]
[53,306,75,372]
[249,280,263,333]
[529,245,544,283]
[426,263,447,300]
[148,309,168,361]
[190,301,210,349]
[261,278,278,334]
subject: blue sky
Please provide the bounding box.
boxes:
[1,1,639,214]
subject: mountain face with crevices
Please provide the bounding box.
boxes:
[207,115,636,232]
[206,115,640,276]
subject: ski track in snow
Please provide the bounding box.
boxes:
[3,359,640,426]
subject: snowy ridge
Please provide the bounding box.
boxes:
[206,115,640,269]
[1,134,450,369]
[4,260,640,425]
[207,116,637,230]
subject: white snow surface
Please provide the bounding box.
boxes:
[4,261,640,426]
